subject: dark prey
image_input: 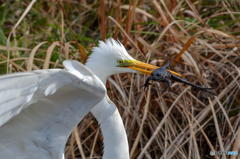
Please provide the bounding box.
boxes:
[144,61,215,94]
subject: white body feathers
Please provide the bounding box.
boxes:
[0,39,134,159]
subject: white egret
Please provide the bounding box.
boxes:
[0,39,180,159]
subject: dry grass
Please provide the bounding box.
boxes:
[0,0,239,159]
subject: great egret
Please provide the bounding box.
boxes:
[0,39,180,159]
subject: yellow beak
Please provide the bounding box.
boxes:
[118,60,182,77]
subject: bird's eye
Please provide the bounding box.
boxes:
[118,60,123,64]
[117,60,133,67]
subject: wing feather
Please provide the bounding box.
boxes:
[0,60,105,127]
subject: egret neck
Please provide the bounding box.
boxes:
[86,59,130,159]
[90,97,129,159]
[85,39,182,159]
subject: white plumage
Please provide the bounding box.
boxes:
[0,39,161,159]
[0,61,106,159]
[86,39,135,83]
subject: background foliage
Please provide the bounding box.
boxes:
[0,0,240,158]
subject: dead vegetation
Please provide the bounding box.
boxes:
[0,0,239,159]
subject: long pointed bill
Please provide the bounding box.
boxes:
[118,60,182,77]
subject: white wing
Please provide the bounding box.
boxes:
[0,60,105,127]
[0,60,106,159]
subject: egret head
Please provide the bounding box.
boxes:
[85,38,177,83]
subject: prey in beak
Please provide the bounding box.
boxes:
[117,59,215,94]
[143,61,215,95]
